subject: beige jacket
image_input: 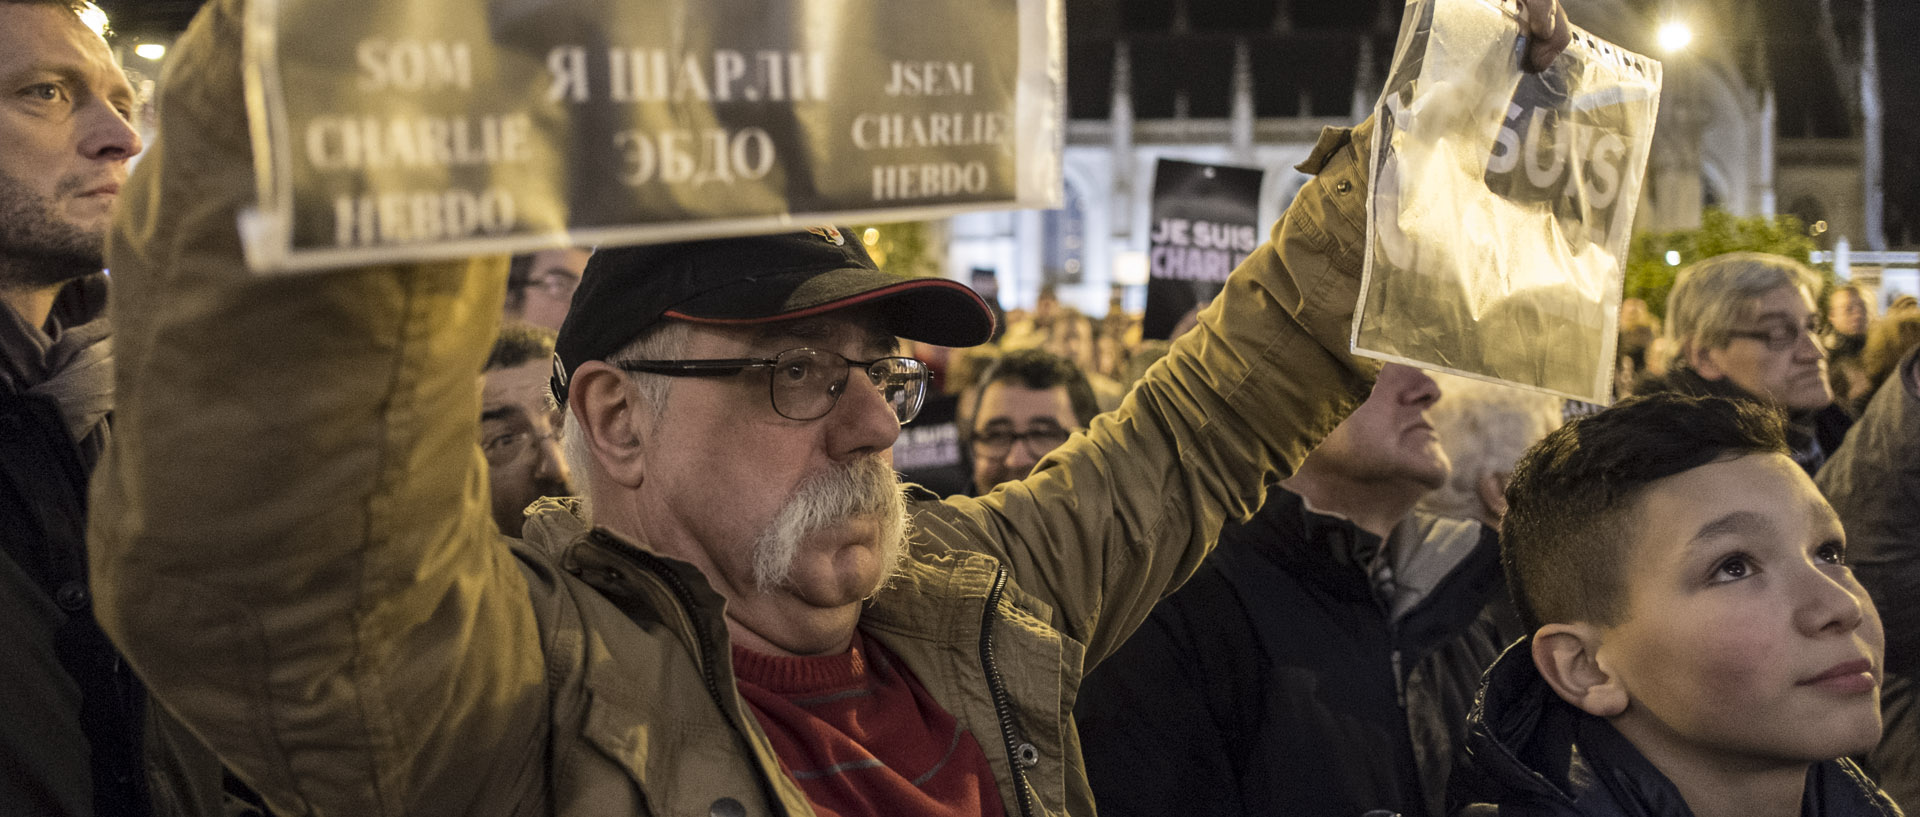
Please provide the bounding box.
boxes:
[89,0,1378,815]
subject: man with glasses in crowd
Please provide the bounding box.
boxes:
[86,0,1570,815]
[966,348,1101,494]
[503,247,589,331]
[480,322,574,537]
[1640,252,1852,474]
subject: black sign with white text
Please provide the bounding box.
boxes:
[1141,159,1264,340]
[241,0,1062,271]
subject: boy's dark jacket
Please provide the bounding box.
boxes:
[1454,638,1902,816]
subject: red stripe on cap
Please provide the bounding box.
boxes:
[663,278,990,327]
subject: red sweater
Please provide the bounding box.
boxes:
[733,631,1007,817]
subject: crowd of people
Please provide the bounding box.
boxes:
[3,0,1914,816]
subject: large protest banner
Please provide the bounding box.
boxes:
[238,0,1063,272]
[1142,159,1264,340]
[1354,0,1661,404]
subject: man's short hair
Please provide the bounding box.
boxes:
[558,320,690,521]
[486,321,556,373]
[1665,252,1822,367]
[971,347,1100,429]
[1502,393,1789,632]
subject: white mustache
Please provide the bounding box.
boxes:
[750,456,908,592]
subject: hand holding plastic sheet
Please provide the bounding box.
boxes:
[238,0,1063,272]
[1354,0,1660,403]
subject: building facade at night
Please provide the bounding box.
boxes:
[92,0,1887,313]
[950,0,1877,315]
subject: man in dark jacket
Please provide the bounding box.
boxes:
[0,2,148,814]
[1075,363,1522,817]
[0,5,263,815]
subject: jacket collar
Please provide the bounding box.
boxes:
[1219,488,1381,587]
[1463,637,1901,816]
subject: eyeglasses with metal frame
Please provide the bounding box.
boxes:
[1725,314,1826,352]
[969,422,1074,460]
[481,421,565,467]
[615,347,930,423]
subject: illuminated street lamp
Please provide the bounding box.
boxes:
[1657,21,1693,53]
[134,43,167,60]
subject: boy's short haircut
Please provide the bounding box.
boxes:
[1502,393,1789,632]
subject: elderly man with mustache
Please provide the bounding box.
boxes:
[87,1,1571,816]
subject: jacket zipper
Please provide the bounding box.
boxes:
[1390,648,1406,709]
[981,565,1037,817]
[598,535,791,817]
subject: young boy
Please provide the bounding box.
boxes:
[1458,393,1899,816]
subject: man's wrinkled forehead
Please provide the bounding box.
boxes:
[746,312,898,355]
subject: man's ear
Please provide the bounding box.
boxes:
[1686,343,1727,381]
[1531,623,1629,717]
[1477,471,1510,531]
[570,361,649,489]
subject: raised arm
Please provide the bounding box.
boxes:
[926,0,1571,665]
[88,1,547,814]
[924,116,1378,665]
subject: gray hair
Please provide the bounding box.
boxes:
[1666,252,1821,367]
[559,321,691,519]
[1416,373,1562,523]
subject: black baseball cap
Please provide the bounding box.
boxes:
[551,226,995,404]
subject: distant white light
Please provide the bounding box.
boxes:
[862,227,880,246]
[77,3,109,36]
[134,43,167,61]
[1657,21,1693,53]
[1665,250,1681,266]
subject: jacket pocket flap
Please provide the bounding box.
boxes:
[581,688,775,817]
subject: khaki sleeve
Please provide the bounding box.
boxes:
[88,1,548,814]
[929,121,1380,666]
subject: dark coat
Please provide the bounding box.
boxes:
[1817,344,1920,809]
[1455,639,1901,817]
[1075,489,1521,817]
[0,282,250,817]
[0,388,135,817]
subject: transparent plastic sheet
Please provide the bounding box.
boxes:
[1354,0,1661,404]
[239,0,1063,273]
